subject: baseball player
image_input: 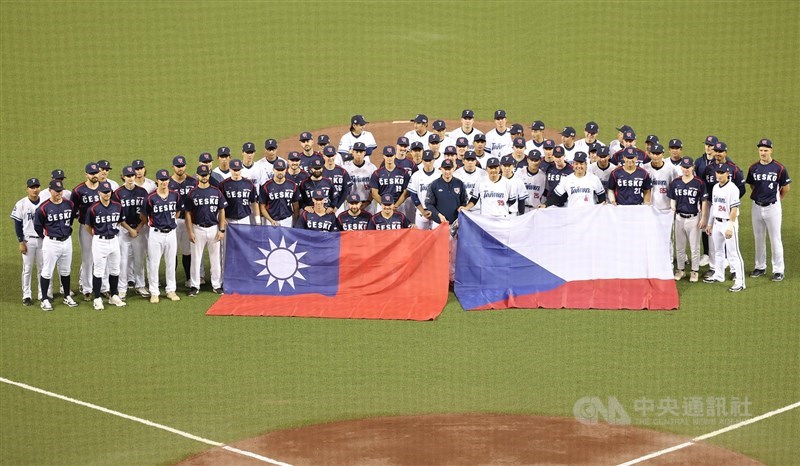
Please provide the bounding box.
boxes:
[96,160,120,191]
[667,139,684,166]
[703,165,746,292]
[558,127,581,163]
[337,194,372,231]
[337,114,378,157]
[34,180,79,311]
[588,146,617,189]
[259,158,300,227]
[239,142,259,189]
[509,123,526,143]
[644,135,660,154]
[472,133,490,167]
[442,147,462,171]
[145,169,181,303]
[299,159,335,212]
[463,157,517,217]
[447,109,483,149]
[407,150,441,229]
[168,155,197,288]
[127,160,153,291]
[607,148,653,205]
[322,145,353,213]
[394,137,415,174]
[608,125,631,155]
[574,121,605,154]
[746,138,791,281]
[611,130,650,167]
[343,141,378,214]
[285,151,309,186]
[515,150,547,209]
[644,144,682,211]
[525,120,546,154]
[114,166,149,299]
[369,146,410,214]
[427,134,445,168]
[185,165,227,296]
[500,155,529,214]
[695,135,720,267]
[453,151,487,212]
[454,138,469,163]
[404,114,431,151]
[211,147,232,186]
[297,189,338,231]
[406,141,424,170]
[543,146,574,201]
[546,152,606,208]
[668,157,708,283]
[315,134,330,155]
[298,132,323,170]
[220,158,259,226]
[509,138,529,168]
[367,194,413,230]
[431,119,457,150]
[39,169,73,202]
[12,178,46,305]
[72,162,102,300]
[84,181,125,310]
[132,160,157,193]
[252,139,279,190]
[197,153,215,185]
[427,159,468,282]
[484,110,513,157]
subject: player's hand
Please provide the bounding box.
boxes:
[423,210,432,219]
[215,231,225,241]
[19,242,27,254]
[438,214,447,223]
[304,206,313,213]
[268,219,278,226]
[129,229,138,239]
[188,233,195,243]
[537,204,546,209]
[699,222,706,230]
[725,228,733,239]
[326,207,335,214]
[705,226,712,235]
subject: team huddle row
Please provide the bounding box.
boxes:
[11,111,792,310]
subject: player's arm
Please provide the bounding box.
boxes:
[779,184,791,200]
[643,189,652,205]
[370,187,382,205]
[216,209,226,241]
[184,207,195,243]
[33,207,45,239]
[463,191,479,211]
[669,198,677,212]
[698,199,709,230]
[425,186,444,223]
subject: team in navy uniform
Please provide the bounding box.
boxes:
[184,165,227,296]
[297,189,338,232]
[146,169,182,303]
[337,194,372,231]
[259,159,300,227]
[85,181,126,310]
[368,194,413,230]
[34,180,78,311]
[114,166,149,298]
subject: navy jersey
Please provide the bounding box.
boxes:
[367,212,411,230]
[695,153,733,179]
[286,170,309,186]
[219,177,258,220]
[299,154,324,171]
[337,210,372,231]
[260,179,299,221]
[611,148,650,166]
[168,176,197,215]
[72,182,100,224]
[544,164,574,197]
[322,165,353,208]
[426,176,468,223]
[667,176,707,215]
[299,177,335,207]
[394,158,416,175]
[185,185,227,226]
[703,161,745,198]
[34,199,76,238]
[297,211,338,231]
[113,185,148,228]
[146,191,180,230]
[85,201,122,236]
[746,160,791,204]
[608,167,653,205]
[369,166,410,202]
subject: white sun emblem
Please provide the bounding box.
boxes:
[254,236,310,291]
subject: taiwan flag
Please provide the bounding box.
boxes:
[206,223,450,320]
[454,207,679,311]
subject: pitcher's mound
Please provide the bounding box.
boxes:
[176,413,762,465]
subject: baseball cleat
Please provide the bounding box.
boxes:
[187,287,199,297]
[63,295,79,307]
[212,288,224,295]
[674,270,685,281]
[749,269,766,278]
[703,269,715,279]
[771,273,784,282]
[165,291,181,301]
[109,295,127,307]
[127,280,135,288]
[83,292,92,302]
[689,271,699,283]
[728,284,745,292]
[703,277,721,284]
[699,255,710,267]
[136,287,150,297]
[93,297,104,311]
[40,299,53,311]
[150,295,160,304]
[23,298,32,306]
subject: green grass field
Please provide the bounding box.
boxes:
[1,1,798,465]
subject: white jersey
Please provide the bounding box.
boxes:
[40,187,72,202]
[474,152,491,169]
[453,166,487,212]
[573,138,605,154]
[240,162,259,188]
[484,128,513,157]
[644,162,681,211]
[515,167,547,208]
[343,159,378,202]
[135,177,157,193]
[408,168,440,210]
[525,139,546,154]
[337,130,378,156]
[504,174,529,214]
[403,129,431,151]
[447,127,484,150]
[212,167,232,182]
[252,158,276,189]
[711,181,741,222]
[431,155,446,169]
[608,139,623,155]
[473,176,516,217]
[553,173,606,207]
[559,144,581,164]
[588,161,617,189]
[11,196,45,238]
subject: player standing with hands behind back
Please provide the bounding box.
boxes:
[85,182,126,310]
[703,165,746,292]
[34,180,79,311]
[146,169,182,304]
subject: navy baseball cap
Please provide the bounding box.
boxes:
[473,133,486,142]
[409,141,423,151]
[441,159,455,169]
[543,139,556,149]
[317,134,330,145]
[432,120,446,131]
[680,157,694,168]
[217,146,231,157]
[588,142,599,153]
[422,150,435,161]
[585,121,599,134]
[616,124,632,132]
[513,137,526,148]
[242,142,256,153]
[49,180,64,192]
[272,159,287,171]
[383,145,396,156]
[757,138,773,148]
[230,159,243,170]
[527,149,542,161]
[287,151,301,161]
[351,114,368,125]
[199,152,213,163]
[500,155,515,166]
[352,142,367,152]
[132,159,145,169]
[122,166,135,177]
[85,162,100,174]
[705,135,718,146]
[299,131,312,141]
[510,123,524,135]
[464,150,477,160]
[494,109,507,119]
[98,181,113,193]
[597,146,610,157]
[323,146,337,156]
[553,146,565,157]
[51,169,66,179]
[714,142,728,152]
[347,194,361,204]
[428,134,441,144]
[196,165,210,176]
[645,134,659,145]
[444,145,457,154]
[411,114,428,124]
[397,136,410,146]
[561,126,576,137]
[265,138,278,149]
[310,159,324,169]
[623,130,637,141]
[669,139,683,148]
[456,137,469,147]
[715,164,732,174]
[172,156,186,167]
[650,143,665,154]
[312,189,327,200]
[27,177,40,187]
[155,169,170,180]
[380,193,394,205]
[573,152,588,163]
[97,160,112,170]
[462,109,475,119]
[486,157,501,167]
[531,120,545,130]
[623,147,638,158]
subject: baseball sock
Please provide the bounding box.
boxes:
[40,277,51,301]
[60,275,70,295]
[109,275,119,296]
[182,255,191,281]
[93,276,102,299]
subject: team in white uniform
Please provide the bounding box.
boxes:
[464,157,517,217]
[703,165,746,292]
[407,151,441,229]
[549,152,606,207]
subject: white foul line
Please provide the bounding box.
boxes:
[617,400,800,466]
[1,376,292,466]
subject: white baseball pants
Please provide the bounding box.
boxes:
[147,229,177,296]
[675,214,701,272]
[119,229,147,296]
[92,236,121,278]
[20,236,43,300]
[710,219,745,288]
[415,211,434,230]
[752,201,784,274]
[190,225,222,289]
[41,237,73,280]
